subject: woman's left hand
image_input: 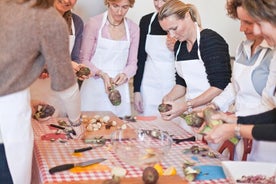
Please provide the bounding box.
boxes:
[113,73,128,86]
[160,98,186,120]
[166,34,177,51]
[71,61,91,80]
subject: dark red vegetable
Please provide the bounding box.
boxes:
[158,103,172,113]
[142,166,159,184]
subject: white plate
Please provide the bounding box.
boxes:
[221,161,276,183]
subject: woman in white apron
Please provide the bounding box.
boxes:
[133,0,176,116]
[158,1,231,123]
[209,3,276,161]
[30,0,85,117]
[80,0,139,117]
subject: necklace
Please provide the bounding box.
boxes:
[107,16,123,27]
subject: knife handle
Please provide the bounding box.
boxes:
[74,146,93,153]
[49,164,74,174]
[49,124,65,130]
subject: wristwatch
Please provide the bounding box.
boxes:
[234,124,241,138]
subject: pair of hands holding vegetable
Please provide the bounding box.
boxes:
[159,98,238,144]
[98,71,128,93]
[39,61,91,81]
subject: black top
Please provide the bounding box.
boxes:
[238,108,276,141]
[133,12,168,92]
[175,29,232,89]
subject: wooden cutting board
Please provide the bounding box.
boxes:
[82,111,127,140]
[47,175,188,184]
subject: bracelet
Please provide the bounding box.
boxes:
[234,124,241,138]
[186,100,193,113]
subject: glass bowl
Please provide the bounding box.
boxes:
[110,129,172,167]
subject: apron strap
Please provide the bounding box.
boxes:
[147,12,158,34]
[176,23,202,61]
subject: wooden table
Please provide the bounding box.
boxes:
[31,111,231,184]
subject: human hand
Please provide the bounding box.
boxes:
[71,61,91,81]
[160,99,185,120]
[211,111,237,124]
[162,93,174,102]
[39,68,49,79]
[166,34,177,51]
[134,92,144,113]
[204,123,236,144]
[100,72,112,93]
[113,73,128,86]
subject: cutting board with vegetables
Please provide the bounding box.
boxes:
[82,111,128,140]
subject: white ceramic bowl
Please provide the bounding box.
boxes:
[221,161,276,183]
[111,129,172,167]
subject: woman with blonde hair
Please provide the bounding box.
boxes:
[158,0,231,129]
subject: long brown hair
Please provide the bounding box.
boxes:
[15,0,54,8]
[226,0,243,19]
[243,0,276,26]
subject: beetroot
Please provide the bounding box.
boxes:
[142,167,159,184]
[108,84,121,106]
[158,103,172,112]
[76,66,90,77]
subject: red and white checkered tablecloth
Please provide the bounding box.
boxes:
[31,115,232,184]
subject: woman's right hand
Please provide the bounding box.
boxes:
[134,92,144,113]
[100,72,112,93]
[166,34,177,51]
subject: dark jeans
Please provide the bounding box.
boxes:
[0,144,13,184]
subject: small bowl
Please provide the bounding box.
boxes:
[111,129,172,167]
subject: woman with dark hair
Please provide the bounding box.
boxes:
[0,0,82,183]
[205,0,276,161]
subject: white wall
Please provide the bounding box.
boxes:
[74,0,244,57]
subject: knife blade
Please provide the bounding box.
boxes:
[49,124,76,136]
[49,158,106,174]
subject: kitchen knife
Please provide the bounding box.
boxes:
[49,158,106,174]
[74,146,93,153]
[49,123,76,136]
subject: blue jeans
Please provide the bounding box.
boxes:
[0,144,13,184]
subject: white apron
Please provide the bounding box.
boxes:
[140,12,175,115]
[0,89,34,184]
[80,12,131,117]
[174,24,210,135]
[30,19,76,117]
[175,24,210,100]
[233,47,276,162]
